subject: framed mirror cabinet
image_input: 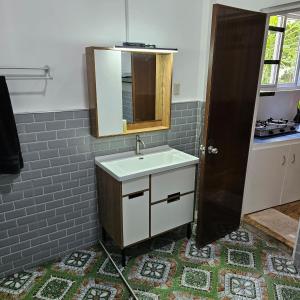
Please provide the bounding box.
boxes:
[85,46,177,137]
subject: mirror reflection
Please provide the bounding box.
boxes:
[121,52,160,125]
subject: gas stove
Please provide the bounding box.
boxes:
[255,118,297,137]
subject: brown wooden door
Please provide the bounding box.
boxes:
[196,4,266,246]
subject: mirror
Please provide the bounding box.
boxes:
[86,47,175,137]
[122,52,160,124]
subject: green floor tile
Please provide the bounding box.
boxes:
[1,226,300,300]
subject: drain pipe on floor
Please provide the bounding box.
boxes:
[99,240,138,300]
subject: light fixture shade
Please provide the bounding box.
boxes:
[113,45,178,54]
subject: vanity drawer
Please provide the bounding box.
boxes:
[151,166,195,203]
[122,176,149,196]
[123,191,149,246]
[151,193,194,236]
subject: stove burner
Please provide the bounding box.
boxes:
[267,118,289,124]
[255,118,296,137]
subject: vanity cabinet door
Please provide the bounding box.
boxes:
[123,191,149,247]
[151,193,194,236]
[151,166,195,203]
[281,143,300,204]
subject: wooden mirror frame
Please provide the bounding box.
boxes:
[86,46,174,137]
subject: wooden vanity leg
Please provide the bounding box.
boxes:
[102,227,107,242]
[121,248,126,267]
[187,223,192,240]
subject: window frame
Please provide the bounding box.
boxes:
[261,13,300,92]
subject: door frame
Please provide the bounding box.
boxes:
[240,16,269,214]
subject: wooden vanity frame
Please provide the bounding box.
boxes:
[96,165,197,265]
[85,47,173,138]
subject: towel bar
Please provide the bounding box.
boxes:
[0,65,53,80]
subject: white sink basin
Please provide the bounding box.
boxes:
[95,146,199,181]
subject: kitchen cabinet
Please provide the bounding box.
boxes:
[242,145,288,214]
[242,141,300,214]
[96,165,196,265]
[282,143,300,204]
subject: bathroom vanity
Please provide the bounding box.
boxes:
[86,46,193,265]
[95,146,198,265]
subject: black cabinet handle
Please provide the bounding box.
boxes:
[128,191,144,199]
[167,192,180,203]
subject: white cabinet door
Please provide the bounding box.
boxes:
[94,50,123,136]
[282,143,300,204]
[151,193,194,236]
[242,145,289,214]
[123,191,149,247]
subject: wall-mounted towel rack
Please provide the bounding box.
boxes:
[0,66,53,80]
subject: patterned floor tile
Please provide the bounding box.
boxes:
[222,273,262,299]
[57,250,96,275]
[35,276,73,300]
[1,224,299,300]
[182,239,217,266]
[222,229,254,246]
[128,255,175,287]
[170,290,202,299]
[274,283,300,300]
[137,256,171,283]
[267,254,300,279]
[98,254,128,277]
[0,270,41,296]
[151,237,176,254]
[226,248,256,269]
[181,266,211,291]
[130,290,159,300]
[75,279,124,300]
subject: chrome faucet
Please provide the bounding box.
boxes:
[136,135,145,155]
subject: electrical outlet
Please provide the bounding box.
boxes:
[173,83,180,96]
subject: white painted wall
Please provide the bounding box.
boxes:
[0,0,125,113]
[257,91,300,120]
[0,0,204,113]
[0,0,298,113]
[128,0,203,103]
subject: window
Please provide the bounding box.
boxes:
[261,14,300,90]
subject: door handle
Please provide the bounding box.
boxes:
[208,146,219,155]
[128,191,144,199]
[167,192,181,203]
[291,154,296,164]
[282,155,286,166]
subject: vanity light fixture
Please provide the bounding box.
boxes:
[113,47,178,53]
[114,43,178,53]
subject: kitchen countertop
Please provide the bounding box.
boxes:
[253,125,300,148]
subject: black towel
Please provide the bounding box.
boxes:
[0,76,23,174]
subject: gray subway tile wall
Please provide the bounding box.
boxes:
[0,101,203,276]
